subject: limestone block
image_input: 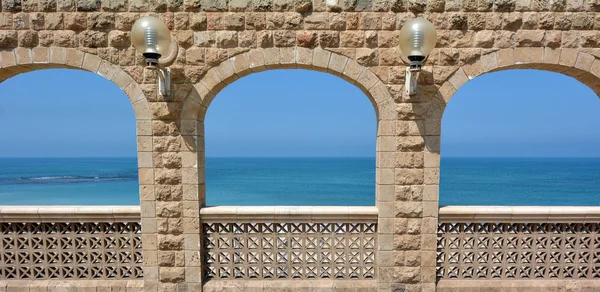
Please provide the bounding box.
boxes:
[159,267,185,283]
[395,201,423,218]
[16,30,36,47]
[273,29,295,47]
[215,31,237,48]
[422,185,439,202]
[65,48,84,67]
[543,47,561,64]
[0,31,18,47]
[396,152,424,168]
[238,30,257,47]
[559,48,579,66]
[304,12,328,29]
[575,51,595,71]
[395,168,424,185]
[394,235,421,250]
[296,30,317,47]
[480,52,498,72]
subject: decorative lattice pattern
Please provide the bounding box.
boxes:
[437,222,600,280]
[0,222,143,280]
[202,222,377,280]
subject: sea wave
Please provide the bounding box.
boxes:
[0,174,138,185]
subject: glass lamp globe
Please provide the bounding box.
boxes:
[131,16,171,60]
[399,17,437,64]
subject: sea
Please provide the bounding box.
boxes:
[0,157,599,206]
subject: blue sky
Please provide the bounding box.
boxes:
[0,68,599,157]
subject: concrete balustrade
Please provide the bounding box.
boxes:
[0,206,141,222]
[439,206,600,223]
[200,206,379,222]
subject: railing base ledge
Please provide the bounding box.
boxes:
[437,279,600,291]
[203,279,377,290]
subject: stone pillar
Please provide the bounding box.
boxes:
[376,74,441,291]
[138,79,203,291]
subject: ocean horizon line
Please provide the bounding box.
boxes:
[2,156,600,159]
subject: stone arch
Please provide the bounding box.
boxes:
[181,48,395,121]
[429,47,600,122]
[0,47,152,204]
[422,47,600,207]
[0,47,150,121]
[179,47,396,206]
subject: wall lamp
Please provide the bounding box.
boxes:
[399,17,437,96]
[131,16,177,98]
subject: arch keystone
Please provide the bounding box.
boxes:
[32,47,49,64]
[543,47,561,65]
[279,47,296,68]
[296,47,313,67]
[263,47,281,68]
[65,49,85,68]
[496,48,514,68]
[49,47,67,64]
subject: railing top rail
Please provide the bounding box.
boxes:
[0,206,141,222]
[439,206,600,223]
[200,206,378,222]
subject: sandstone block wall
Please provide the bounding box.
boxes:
[1,0,600,291]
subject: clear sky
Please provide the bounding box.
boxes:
[0,67,599,158]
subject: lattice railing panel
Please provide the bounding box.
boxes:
[202,222,377,280]
[0,222,143,280]
[437,222,600,280]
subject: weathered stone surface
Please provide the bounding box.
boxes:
[2,0,22,12]
[395,202,423,217]
[394,235,421,250]
[77,0,100,11]
[158,235,184,250]
[0,31,18,47]
[87,12,114,30]
[159,267,185,282]
[18,30,37,46]
[101,0,127,11]
[108,30,128,47]
[79,30,106,47]
[294,0,311,12]
[296,30,317,47]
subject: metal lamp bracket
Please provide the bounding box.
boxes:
[144,39,177,98]
[405,66,420,96]
[157,66,171,97]
[146,65,171,97]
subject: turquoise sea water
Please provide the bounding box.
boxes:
[0,157,599,206]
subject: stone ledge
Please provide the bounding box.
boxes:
[200,206,378,222]
[0,206,141,222]
[0,280,144,291]
[203,279,377,292]
[436,279,600,292]
[439,206,600,223]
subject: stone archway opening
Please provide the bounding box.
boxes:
[439,68,600,207]
[0,48,149,206]
[180,48,397,209]
[203,68,377,206]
